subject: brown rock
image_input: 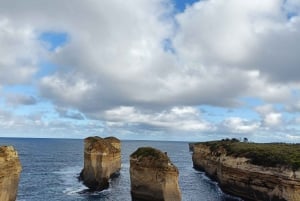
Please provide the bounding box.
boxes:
[0,146,22,201]
[79,136,121,191]
[192,144,300,201]
[130,147,181,201]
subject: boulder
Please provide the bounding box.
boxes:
[130,147,181,201]
[79,136,121,191]
[0,146,22,201]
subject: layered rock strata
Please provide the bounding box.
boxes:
[79,136,121,190]
[130,147,181,201]
[192,143,300,201]
[0,146,22,201]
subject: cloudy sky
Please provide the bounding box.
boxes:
[0,0,300,142]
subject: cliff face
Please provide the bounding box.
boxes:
[79,136,121,191]
[0,146,22,201]
[192,144,300,201]
[130,147,181,201]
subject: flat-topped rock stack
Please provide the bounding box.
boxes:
[0,146,22,201]
[79,136,121,191]
[130,147,181,201]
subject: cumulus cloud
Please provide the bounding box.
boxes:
[222,117,260,134]
[256,104,283,127]
[174,0,300,83]
[103,106,215,132]
[0,0,300,140]
[0,19,41,86]
[5,94,38,106]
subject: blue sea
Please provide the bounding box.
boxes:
[0,138,243,201]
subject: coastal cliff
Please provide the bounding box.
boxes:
[79,136,121,191]
[0,146,22,201]
[130,147,181,201]
[191,141,300,201]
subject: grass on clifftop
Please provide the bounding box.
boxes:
[197,139,300,171]
[130,147,168,160]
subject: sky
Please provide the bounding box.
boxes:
[0,0,300,142]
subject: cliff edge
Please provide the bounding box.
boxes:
[191,140,300,201]
[130,147,181,201]
[0,146,22,201]
[79,136,121,191]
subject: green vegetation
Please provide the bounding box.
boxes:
[85,136,102,142]
[198,139,300,171]
[131,147,168,160]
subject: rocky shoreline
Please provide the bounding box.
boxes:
[191,142,300,201]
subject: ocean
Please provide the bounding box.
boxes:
[0,138,243,201]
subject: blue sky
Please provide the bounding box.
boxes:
[0,0,300,142]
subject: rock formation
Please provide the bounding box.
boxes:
[192,143,300,201]
[79,136,121,191]
[130,147,181,201]
[0,146,22,201]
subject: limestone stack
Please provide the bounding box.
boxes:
[192,143,300,201]
[0,146,22,201]
[79,136,121,190]
[130,147,181,201]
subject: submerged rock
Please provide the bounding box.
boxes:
[0,146,22,201]
[79,136,121,191]
[192,142,300,201]
[130,147,181,201]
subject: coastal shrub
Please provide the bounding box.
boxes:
[130,147,167,160]
[200,140,300,170]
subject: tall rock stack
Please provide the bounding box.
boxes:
[79,136,121,191]
[130,147,181,201]
[0,146,22,201]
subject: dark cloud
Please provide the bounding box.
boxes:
[6,94,38,106]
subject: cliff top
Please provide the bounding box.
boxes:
[0,146,22,172]
[130,147,178,171]
[84,136,120,153]
[104,136,120,142]
[194,139,300,170]
[131,147,168,159]
[0,146,18,158]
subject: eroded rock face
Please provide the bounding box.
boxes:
[79,136,121,191]
[130,147,181,201]
[192,144,300,201]
[0,146,22,201]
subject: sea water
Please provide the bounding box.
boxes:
[0,138,243,201]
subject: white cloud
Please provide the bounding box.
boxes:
[256,104,283,127]
[40,73,95,108]
[222,117,260,133]
[264,112,282,127]
[104,106,215,132]
[0,0,300,140]
[0,19,42,86]
[173,0,283,65]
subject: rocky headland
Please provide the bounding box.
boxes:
[0,146,22,201]
[130,147,181,201]
[79,136,121,191]
[191,140,300,201]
